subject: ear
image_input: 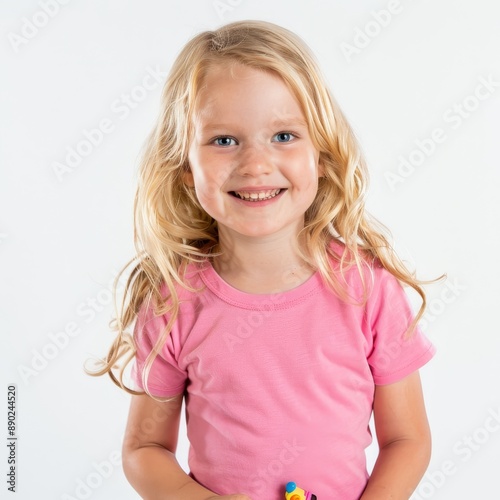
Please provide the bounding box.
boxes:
[317,158,325,178]
[183,170,195,187]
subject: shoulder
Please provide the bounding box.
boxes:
[138,260,209,322]
[326,238,396,299]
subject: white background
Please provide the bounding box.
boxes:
[1,1,499,499]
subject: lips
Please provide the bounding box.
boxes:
[231,188,283,201]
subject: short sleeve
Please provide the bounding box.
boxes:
[365,267,436,385]
[130,298,187,397]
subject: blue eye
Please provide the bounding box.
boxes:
[273,132,295,143]
[214,136,236,146]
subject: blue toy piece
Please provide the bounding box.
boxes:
[284,481,317,500]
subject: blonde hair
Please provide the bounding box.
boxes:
[87,20,442,395]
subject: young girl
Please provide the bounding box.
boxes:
[92,20,438,500]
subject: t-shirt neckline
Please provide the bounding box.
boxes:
[198,260,323,310]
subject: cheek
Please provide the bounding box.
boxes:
[289,151,320,188]
[196,184,220,208]
[191,169,228,209]
[193,157,233,194]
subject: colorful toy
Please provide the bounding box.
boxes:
[285,481,317,500]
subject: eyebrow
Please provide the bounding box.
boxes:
[198,117,308,132]
[271,117,308,128]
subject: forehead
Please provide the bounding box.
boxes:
[192,63,307,127]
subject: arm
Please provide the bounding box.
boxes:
[360,371,432,500]
[122,393,251,500]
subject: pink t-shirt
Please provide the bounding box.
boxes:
[131,246,435,499]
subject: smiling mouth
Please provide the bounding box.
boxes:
[230,188,284,201]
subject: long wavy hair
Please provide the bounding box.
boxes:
[87,20,442,396]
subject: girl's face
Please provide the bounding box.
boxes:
[186,63,322,242]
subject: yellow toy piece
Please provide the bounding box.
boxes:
[285,481,317,500]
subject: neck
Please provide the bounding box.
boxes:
[212,226,315,294]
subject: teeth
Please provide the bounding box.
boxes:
[234,189,281,201]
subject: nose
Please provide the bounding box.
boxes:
[236,145,273,177]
